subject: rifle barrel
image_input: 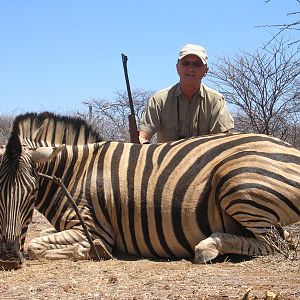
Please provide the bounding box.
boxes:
[121,54,135,117]
[121,53,139,143]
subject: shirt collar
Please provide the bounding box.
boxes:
[174,83,204,98]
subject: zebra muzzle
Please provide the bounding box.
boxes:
[0,241,23,271]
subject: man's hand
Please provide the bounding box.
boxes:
[139,131,152,144]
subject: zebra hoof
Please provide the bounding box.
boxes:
[27,245,47,260]
[89,239,113,260]
[194,238,220,264]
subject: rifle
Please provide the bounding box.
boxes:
[121,53,140,144]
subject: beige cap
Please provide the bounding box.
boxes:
[178,44,208,65]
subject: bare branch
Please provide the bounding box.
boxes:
[0,114,14,145]
[80,89,154,142]
[37,172,104,261]
[208,38,300,146]
[258,1,300,46]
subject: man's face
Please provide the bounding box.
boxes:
[176,54,208,85]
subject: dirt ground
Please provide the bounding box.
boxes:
[1,211,300,300]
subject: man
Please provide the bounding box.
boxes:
[139,43,234,144]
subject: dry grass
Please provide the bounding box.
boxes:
[263,225,300,261]
[1,212,300,300]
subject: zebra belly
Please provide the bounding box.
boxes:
[111,206,241,258]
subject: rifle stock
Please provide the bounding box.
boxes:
[121,53,140,143]
[128,114,139,144]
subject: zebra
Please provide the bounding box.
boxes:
[0,112,300,270]
[0,112,102,270]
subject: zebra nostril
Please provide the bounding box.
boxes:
[0,239,23,261]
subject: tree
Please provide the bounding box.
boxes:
[208,38,300,146]
[80,89,153,142]
[261,0,300,46]
[0,115,14,145]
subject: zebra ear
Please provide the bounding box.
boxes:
[30,145,65,164]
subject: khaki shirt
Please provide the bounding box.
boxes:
[139,83,234,142]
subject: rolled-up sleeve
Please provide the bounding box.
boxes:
[210,97,234,133]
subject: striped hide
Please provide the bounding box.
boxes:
[0,112,299,270]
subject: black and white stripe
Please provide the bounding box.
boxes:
[0,112,300,269]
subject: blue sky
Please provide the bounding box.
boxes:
[0,1,299,115]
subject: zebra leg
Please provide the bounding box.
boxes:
[27,229,113,261]
[88,239,113,260]
[194,232,274,264]
[38,227,57,237]
[28,242,90,260]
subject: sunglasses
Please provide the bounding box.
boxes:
[180,60,203,68]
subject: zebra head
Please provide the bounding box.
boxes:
[0,132,63,270]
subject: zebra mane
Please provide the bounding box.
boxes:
[10,112,102,147]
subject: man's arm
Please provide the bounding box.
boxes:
[210,96,234,134]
